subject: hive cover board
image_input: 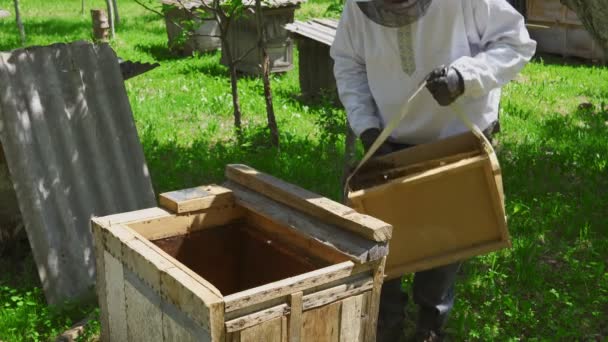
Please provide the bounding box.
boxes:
[0,41,156,304]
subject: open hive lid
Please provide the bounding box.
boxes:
[348,131,509,278]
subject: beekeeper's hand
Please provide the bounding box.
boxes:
[425,66,465,106]
[360,128,393,157]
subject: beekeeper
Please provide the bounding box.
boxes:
[331,0,536,340]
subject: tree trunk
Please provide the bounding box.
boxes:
[111,0,120,27]
[104,0,115,38]
[560,0,608,57]
[222,38,243,134]
[81,0,85,15]
[254,0,279,146]
[13,0,25,46]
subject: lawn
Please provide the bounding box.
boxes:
[0,0,607,340]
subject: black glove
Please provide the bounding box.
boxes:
[360,128,393,157]
[425,66,465,106]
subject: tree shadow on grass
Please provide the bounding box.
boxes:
[139,126,346,201]
[533,52,606,67]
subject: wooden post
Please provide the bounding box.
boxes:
[104,0,115,38]
[91,9,110,42]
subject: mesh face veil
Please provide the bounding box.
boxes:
[356,0,433,28]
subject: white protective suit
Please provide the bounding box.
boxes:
[331,0,537,144]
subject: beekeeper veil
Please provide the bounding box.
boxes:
[356,0,433,28]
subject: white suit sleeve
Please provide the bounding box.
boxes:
[452,0,537,98]
[330,1,380,137]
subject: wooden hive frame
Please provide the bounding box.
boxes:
[92,164,392,341]
[348,132,510,279]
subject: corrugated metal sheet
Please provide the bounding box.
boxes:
[285,19,338,46]
[0,41,156,304]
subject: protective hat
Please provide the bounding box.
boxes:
[356,0,433,28]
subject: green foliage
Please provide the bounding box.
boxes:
[0,288,99,341]
[0,1,607,341]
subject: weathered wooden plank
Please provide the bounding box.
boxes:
[132,233,224,298]
[161,266,225,340]
[301,302,341,342]
[339,295,364,342]
[124,269,163,342]
[282,316,288,342]
[365,258,386,342]
[103,251,128,342]
[289,292,303,342]
[121,236,174,293]
[239,317,284,342]
[127,205,245,241]
[302,277,373,311]
[91,226,110,342]
[226,304,289,333]
[223,261,355,312]
[93,207,171,228]
[162,293,211,342]
[97,222,137,260]
[225,164,392,242]
[225,182,389,263]
[159,185,234,214]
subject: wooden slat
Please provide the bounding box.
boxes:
[103,251,128,342]
[126,205,245,241]
[161,266,225,340]
[226,304,289,333]
[365,258,385,342]
[91,225,110,342]
[161,294,212,342]
[282,316,288,342]
[132,233,224,298]
[124,269,163,342]
[302,277,373,311]
[358,293,371,341]
[289,292,303,342]
[93,207,171,228]
[247,211,350,265]
[226,182,388,263]
[159,185,234,213]
[385,240,510,279]
[224,261,355,312]
[239,317,284,342]
[225,164,392,242]
[340,294,364,342]
[301,301,341,341]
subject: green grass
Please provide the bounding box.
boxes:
[0,0,607,340]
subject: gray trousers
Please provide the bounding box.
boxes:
[378,263,461,332]
[377,123,498,333]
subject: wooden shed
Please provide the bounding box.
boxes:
[92,164,392,341]
[525,0,604,61]
[285,19,338,101]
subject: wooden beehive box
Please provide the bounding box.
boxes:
[162,0,221,55]
[92,164,391,341]
[220,0,303,75]
[348,132,509,279]
[285,19,338,101]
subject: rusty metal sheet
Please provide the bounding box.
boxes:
[285,19,338,46]
[0,41,156,304]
